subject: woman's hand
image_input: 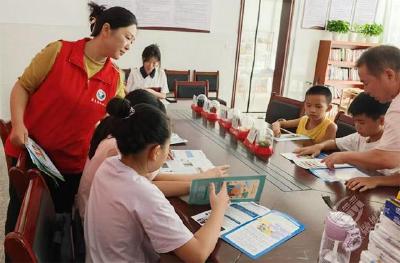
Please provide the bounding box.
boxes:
[9,123,28,147]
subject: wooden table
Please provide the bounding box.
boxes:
[165,103,399,263]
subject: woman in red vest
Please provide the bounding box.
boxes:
[4,2,137,233]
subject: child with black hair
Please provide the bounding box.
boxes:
[295,92,400,191]
[126,44,169,98]
[272,85,337,143]
[84,103,229,262]
[76,89,229,218]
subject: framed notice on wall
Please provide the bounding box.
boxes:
[93,0,212,33]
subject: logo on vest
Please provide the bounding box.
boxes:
[96,89,106,102]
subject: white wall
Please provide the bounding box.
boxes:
[284,0,387,101]
[0,0,240,119]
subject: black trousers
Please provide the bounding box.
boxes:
[5,157,82,234]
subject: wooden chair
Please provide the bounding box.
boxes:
[265,93,304,124]
[9,151,38,200]
[4,174,73,262]
[193,71,226,105]
[334,111,356,138]
[165,69,191,97]
[174,81,209,99]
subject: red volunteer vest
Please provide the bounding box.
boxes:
[5,38,119,173]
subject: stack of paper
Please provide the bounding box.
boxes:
[192,202,305,259]
[25,137,64,183]
[170,133,188,145]
[360,195,400,262]
[160,150,214,174]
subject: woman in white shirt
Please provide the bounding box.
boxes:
[126,44,169,98]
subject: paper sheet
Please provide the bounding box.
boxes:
[281,152,353,169]
[310,167,368,182]
[170,133,188,145]
[274,134,310,142]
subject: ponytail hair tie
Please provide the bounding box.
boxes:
[124,107,135,119]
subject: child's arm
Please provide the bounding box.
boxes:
[345,174,400,192]
[154,165,229,182]
[294,139,338,157]
[271,118,301,137]
[319,122,337,142]
[153,181,190,197]
[174,182,229,262]
[323,149,400,170]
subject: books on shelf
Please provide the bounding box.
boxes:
[192,202,305,260]
[327,65,360,81]
[359,195,400,263]
[329,48,366,63]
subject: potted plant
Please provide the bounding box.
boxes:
[360,23,383,43]
[326,20,350,41]
[349,24,362,42]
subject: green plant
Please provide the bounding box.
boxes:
[360,23,384,36]
[351,24,362,33]
[326,20,350,33]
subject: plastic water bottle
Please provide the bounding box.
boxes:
[318,211,362,263]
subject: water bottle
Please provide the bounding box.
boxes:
[318,211,362,263]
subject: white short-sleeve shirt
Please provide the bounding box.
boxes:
[376,93,400,152]
[84,156,193,262]
[336,133,400,175]
[126,67,169,94]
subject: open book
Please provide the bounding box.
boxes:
[191,202,304,259]
[160,150,214,174]
[281,152,353,169]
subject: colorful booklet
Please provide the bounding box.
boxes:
[309,167,368,182]
[170,133,188,145]
[25,137,64,183]
[192,202,271,236]
[281,152,353,169]
[191,202,305,259]
[274,134,309,142]
[221,210,305,259]
[187,175,266,205]
[160,150,214,174]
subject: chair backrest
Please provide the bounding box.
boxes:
[334,111,356,138]
[165,69,190,93]
[9,151,38,199]
[193,71,219,94]
[175,81,209,99]
[121,68,132,85]
[5,174,57,263]
[265,93,304,124]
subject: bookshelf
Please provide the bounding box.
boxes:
[313,40,378,115]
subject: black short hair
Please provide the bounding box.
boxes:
[88,2,137,37]
[125,89,166,113]
[142,44,161,63]
[111,103,171,156]
[356,45,400,77]
[348,92,390,120]
[305,85,332,104]
[88,92,165,159]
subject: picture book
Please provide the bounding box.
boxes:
[170,133,188,145]
[281,152,353,169]
[160,150,214,174]
[309,167,368,182]
[274,134,309,142]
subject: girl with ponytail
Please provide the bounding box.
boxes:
[84,101,230,262]
[76,90,229,218]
